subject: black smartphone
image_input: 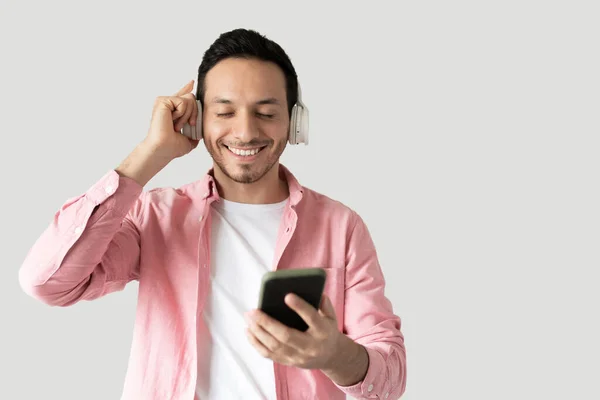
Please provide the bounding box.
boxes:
[258,268,326,332]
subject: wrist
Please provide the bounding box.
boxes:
[139,139,175,164]
[321,334,369,387]
[322,332,348,371]
[116,141,172,187]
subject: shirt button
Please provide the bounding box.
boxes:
[385,393,389,398]
[105,185,113,194]
[367,384,374,392]
[74,226,83,234]
[198,215,203,222]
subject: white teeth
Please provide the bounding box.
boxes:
[228,146,261,156]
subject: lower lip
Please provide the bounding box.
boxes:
[225,146,265,162]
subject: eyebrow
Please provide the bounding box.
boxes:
[210,97,281,105]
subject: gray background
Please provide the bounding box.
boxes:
[1,0,599,399]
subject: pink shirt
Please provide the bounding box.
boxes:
[19,164,407,399]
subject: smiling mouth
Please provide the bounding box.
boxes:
[225,145,267,157]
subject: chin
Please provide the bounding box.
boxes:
[220,161,276,184]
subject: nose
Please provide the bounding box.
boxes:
[232,110,260,143]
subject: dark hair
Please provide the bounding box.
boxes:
[196,28,298,115]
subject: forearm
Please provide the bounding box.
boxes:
[115,140,172,187]
[321,333,369,387]
[19,169,143,306]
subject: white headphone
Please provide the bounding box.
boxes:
[181,81,309,145]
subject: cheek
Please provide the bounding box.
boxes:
[203,122,230,144]
[268,122,290,142]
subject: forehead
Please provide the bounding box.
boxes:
[204,57,287,104]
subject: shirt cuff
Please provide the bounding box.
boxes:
[335,346,387,399]
[86,170,143,217]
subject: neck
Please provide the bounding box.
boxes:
[213,163,289,204]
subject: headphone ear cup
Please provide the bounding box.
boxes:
[181,100,203,140]
[289,103,308,145]
[196,100,203,140]
[291,103,308,144]
[288,105,298,144]
[299,106,308,144]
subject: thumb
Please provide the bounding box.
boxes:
[174,80,194,96]
[319,295,337,320]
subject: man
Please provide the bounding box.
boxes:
[19,28,407,400]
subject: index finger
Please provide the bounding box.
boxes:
[247,309,306,347]
[174,80,194,96]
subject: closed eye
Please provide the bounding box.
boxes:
[215,112,275,119]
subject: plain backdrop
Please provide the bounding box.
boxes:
[1,1,599,399]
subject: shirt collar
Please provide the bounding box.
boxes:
[192,163,304,207]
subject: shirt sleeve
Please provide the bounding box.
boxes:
[18,169,145,307]
[334,212,408,400]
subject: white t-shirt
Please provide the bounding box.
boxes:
[195,197,288,400]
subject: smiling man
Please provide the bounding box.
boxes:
[201,56,290,199]
[19,29,407,400]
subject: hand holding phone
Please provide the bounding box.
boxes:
[249,268,345,372]
[258,268,326,332]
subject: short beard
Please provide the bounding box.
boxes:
[206,137,287,184]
